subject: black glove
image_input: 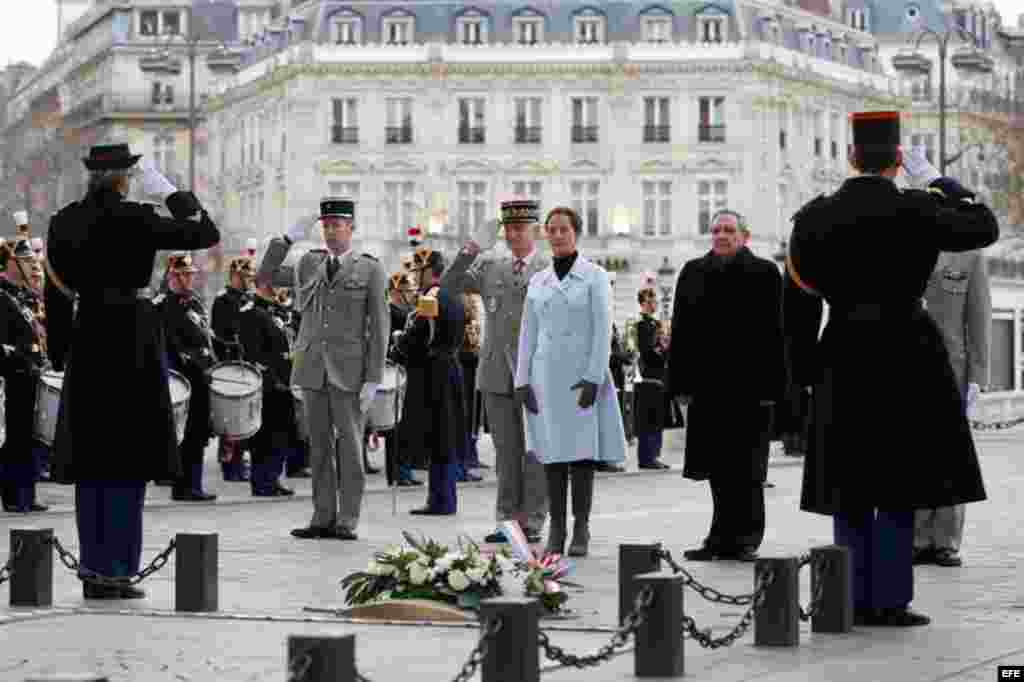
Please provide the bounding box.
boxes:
[515,385,540,415]
[570,380,598,409]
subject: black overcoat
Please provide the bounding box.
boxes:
[238,296,294,434]
[668,247,785,482]
[211,287,250,361]
[159,290,216,445]
[45,189,220,483]
[786,176,998,515]
[393,285,466,465]
[0,279,47,467]
[774,272,824,441]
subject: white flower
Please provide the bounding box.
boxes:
[378,563,396,577]
[367,560,384,575]
[409,562,431,585]
[466,567,489,584]
[448,569,471,592]
[435,553,459,572]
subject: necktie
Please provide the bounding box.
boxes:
[513,259,525,275]
[327,255,339,281]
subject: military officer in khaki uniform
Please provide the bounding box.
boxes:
[442,199,549,544]
[258,198,388,540]
[914,249,990,567]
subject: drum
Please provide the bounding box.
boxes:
[168,370,191,446]
[292,386,307,441]
[369,364,405,431]
[208,361,263,440]
[33,371,64,447]
[0,376,6,450]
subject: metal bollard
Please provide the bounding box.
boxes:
[753,557,800,647]
[619,543,662,626]
[287,634,356,682]
[175,532,217,612]
[10,528,53,608]
[810,545,854,633]
[479,597,539,682]
[633,572,684,678]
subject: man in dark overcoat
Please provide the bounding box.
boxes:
[667,209,785,562]
[395,247,466,515]
[211,256,255,482]
[45,144,219,599]
[785,112,999,626]
[158,252,218,502]
[0,239,48,512]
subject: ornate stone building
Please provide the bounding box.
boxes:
[205,0,903,313]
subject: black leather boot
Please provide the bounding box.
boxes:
[568,464,594,557]
[544,464,569,556]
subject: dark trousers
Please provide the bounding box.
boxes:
[1,458,37,511]
[174,435,207,495]
[636,431,663,466]
[833,510,914,611]
[250,427,286,495]
[427,462,457,514]
[220,438,248,480]
[704,476,765,553]
[286,439,309,474]
[383,430,415,486]
[75,481,146,579]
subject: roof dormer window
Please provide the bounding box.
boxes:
[514,14,544,45]
[642,16,672,43]
[383,14,414,45]
[332,11,362,45]
[457,10,488,45]
[698,16,724,44]
[847,8,867,31]
[574,10,605,45]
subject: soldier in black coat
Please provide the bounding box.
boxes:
[384,271,421,487]
[0,239,48,512]
[45,144,219,600]
[785,112,998,627]
[668,210,785,562]
[238,275,296,497]
[394,248,466,515]
[211,257,255,482]
[633,288,672,470]
[157,252,218,502]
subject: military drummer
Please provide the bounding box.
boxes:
[259,199,388,540]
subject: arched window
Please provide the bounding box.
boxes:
[573,7,606,45]
[382,9,415,45]
[511,7,545,44]
[329,8,363,44]
[455,7,489,45]
[639,6,674,43]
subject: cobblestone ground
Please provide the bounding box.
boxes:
[1,430,1022,681]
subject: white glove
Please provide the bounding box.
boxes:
[966,382,981,407]
[140,157,178,199]
[902,146,941,188]
[359,382,379,414]
[286,215,319,243]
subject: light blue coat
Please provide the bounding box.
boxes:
[514,256,627,465]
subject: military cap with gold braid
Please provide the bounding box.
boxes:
[0,238,35,269]
[500,199,540,224]
[167,252,198,274]
[850,110,901,149]
[228,256,255,277]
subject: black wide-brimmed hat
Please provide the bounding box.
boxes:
[82,144,142,171]
[320,197,355,219]
[850,111,901,148]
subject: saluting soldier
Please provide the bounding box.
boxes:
[443,199,549,542]
[396,247,465,515]
[157,252,218,502]
[914,248,991,568]
[46,145,219,600]
[237,271,296,498]
[0,238,49,513]
[785,112,999,626]
[258,199,388,540]
[211,256,255,483]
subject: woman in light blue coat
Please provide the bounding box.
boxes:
[514,207,627,557]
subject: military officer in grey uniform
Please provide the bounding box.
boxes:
[258,198,388,540]
[442,199,549,544]
[914,249,990,567]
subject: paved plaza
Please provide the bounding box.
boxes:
[1,429,1023,681]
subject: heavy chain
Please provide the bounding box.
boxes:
[0,538,23,586]
[537,586,653,668]
[286,653,312,682]
[658,549,761,606]
[451,616,503,682]
[799,554,829,622]
[50,536,176,586]
[970,416,1024,431]
[681,569,774,649]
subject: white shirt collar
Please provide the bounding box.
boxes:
[512,248,537,268]
[329,247,352,262]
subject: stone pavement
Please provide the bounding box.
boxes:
[1,429,1023,681]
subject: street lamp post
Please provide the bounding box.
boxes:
[656,256,675,321]
[892,26,994,175]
